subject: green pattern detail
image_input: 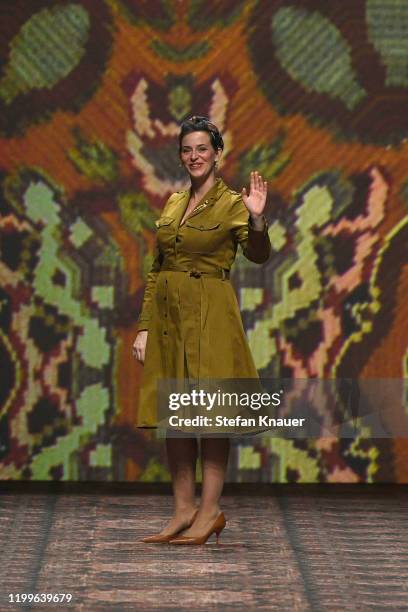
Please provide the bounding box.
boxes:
[247,317,277,371]
[90,444,112,467]
[69,218,93,248]
[91,287,114,309]
[150,39,211,62]
[251,168,367,377]
[347,427,380,483]
[271,184,333,329]
[24,180,111,368]
[168,85,192,121]
[68,127,119,184]
[297,184,332,230]
[112,0,175,31]
[240,288,264,312]
[367,0,408,87]
[268,438,320,482]
[31,384,109,479]
[272,7,366,110]
[0,4,90,104]
[188,0,244,30]
[77,384,109,436]
[118,192,158,235]
[268,221,287,251]
[239,133,290,182]
[238,446,262,470]
[139,457,171,482]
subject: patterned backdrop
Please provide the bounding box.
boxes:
[0,0,407,482]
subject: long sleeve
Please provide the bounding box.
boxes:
[230,198,271,264]
[136,242,163,332]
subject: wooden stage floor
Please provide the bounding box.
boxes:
[0,483,407,611]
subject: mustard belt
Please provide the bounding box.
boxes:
[160,264,230,280]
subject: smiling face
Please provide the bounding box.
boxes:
[180,131,221,180]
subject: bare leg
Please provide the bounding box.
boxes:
[156,436,198,536]
[181,437,230,537]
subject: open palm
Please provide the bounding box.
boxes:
[241,171,267,218]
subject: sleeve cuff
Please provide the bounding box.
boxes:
[249,215,268,234]
[136,320,149,332]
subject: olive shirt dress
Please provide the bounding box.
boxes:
[136,177,271,427]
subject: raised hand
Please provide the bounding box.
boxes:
[241,171,268,219]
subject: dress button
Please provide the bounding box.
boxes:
[163,331,167,335]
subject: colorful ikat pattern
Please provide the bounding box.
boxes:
[0,0,407,482]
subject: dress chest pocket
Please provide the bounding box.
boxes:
[185,221,221,232]
[183,220,224,254]
[155,216,175,228]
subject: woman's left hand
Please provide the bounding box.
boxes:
[241,171,268,219]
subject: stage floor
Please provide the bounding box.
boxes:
[0,484,407,610]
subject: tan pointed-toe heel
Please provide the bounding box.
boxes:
[169,512,226,545]
[141,509,198,544]
[142,533,176,544]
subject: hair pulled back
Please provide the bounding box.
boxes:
[178,115,224,152]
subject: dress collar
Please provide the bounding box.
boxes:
[189,177,228,207]
[177,177,228,225]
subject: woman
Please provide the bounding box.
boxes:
[133,116,270,545]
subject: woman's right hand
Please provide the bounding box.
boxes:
[133,331,148,364]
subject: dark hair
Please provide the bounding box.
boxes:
[179,115,224,152]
